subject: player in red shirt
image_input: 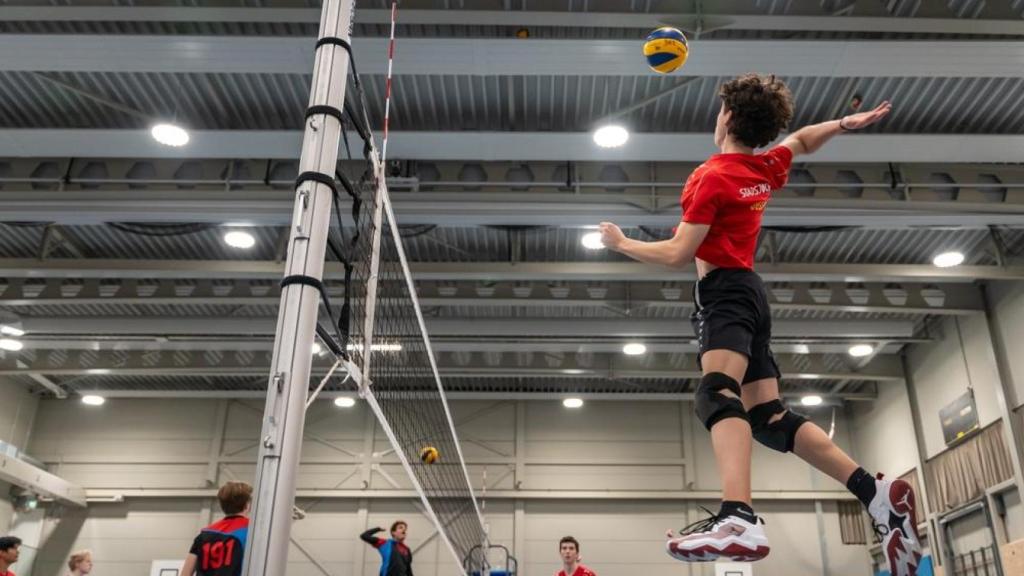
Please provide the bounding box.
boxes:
[180,481,251,576]
[555,536,595,576]
[600,75,921,575]
[0,536,20,576]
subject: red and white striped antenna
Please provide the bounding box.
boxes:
[380,1,397,163]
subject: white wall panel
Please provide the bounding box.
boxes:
[908,315,1003,459]
[850,381,921,478]
[25,397,870,576]
[987,281,1024,409]
[0,379,39,451]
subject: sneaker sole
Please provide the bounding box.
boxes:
[888,479,920,541]
[884,530,922,576]
[886,480,923,576]
[666,540,770,563]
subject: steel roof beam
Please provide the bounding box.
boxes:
[3,8,1024,36]
[2,348,901,381]
[0,258,1017,283]
[1,189,1023,228]
[3,130,1024,163]
[2,35,1022,77]
[0,277,982,315]
[17,315,916,339]
[17,338,909,356]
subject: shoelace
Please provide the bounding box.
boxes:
[678,506,725,536]
[676,506,766,537]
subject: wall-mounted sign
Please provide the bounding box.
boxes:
[939,389,980,447]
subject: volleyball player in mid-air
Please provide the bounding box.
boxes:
[600,74,920,576]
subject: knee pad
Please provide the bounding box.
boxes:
[748,399,808,453]
[694,372,748,430]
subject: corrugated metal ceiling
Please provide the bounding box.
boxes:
[3,71,1023,135]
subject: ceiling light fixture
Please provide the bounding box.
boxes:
[81,395,106,406]
[622,342,647,356]
[581,232,605,250]
[593,125,629,148]
[223,230,256,249]
[933,251,965,268]
[848,344,874,358]
[151,123,190,147]
[0,339,23,352]
[0,325,25,337]
[801,395,824,407]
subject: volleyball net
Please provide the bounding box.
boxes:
[248,0,488,574]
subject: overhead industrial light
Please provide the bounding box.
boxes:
[801,395,824,407]
[593,125,629,148]
[223,230,256,249]
[581,231,605,250]
[0,325,25,337]
[86,368,111,375]
[848,344,874,358]
[562,398,584,409]
[932,251,965,268]
[0,338,23,352]
[334,396,356,408]
[622,342,647,356]
[311,342,323,355]
[81,395,106,406]
[151,123,190,147]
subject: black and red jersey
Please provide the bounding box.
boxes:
[189,515,249,576]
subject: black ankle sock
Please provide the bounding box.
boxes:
[719,500,757,523]
[846,467,877,507]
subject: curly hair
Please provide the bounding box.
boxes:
[718,74,794,148]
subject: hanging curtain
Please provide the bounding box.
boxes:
[838,500,868,545]
[924,422,1014,513]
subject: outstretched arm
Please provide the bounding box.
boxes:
[780,101,891,156]
[360,527,385,547]
[598,221,709,269]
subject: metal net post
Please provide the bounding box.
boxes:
[242,0,355,574]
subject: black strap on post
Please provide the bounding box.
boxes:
[281,274,350,360]
[305,104,345,125]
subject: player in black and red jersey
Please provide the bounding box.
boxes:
[180,481,251,576]
[600,75,920,575]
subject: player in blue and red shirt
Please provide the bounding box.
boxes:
[361,520,414,576]
[180,481,251,576]
[601,75,920,575]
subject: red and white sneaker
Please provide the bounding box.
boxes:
[666,509,770,563]
[868,474,923,576]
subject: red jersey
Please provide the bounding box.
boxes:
[557,565,596,576]
[2,570,16,576]
[680,146,793,270]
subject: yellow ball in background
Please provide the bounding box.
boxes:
[643,27,689,74]
[420,445,439,464]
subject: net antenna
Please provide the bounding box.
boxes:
[242,2,487,575]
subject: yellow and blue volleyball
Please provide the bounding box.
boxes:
[643,27,689,74]
[419,445,439,464]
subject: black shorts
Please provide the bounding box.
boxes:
[691,267,781,384]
